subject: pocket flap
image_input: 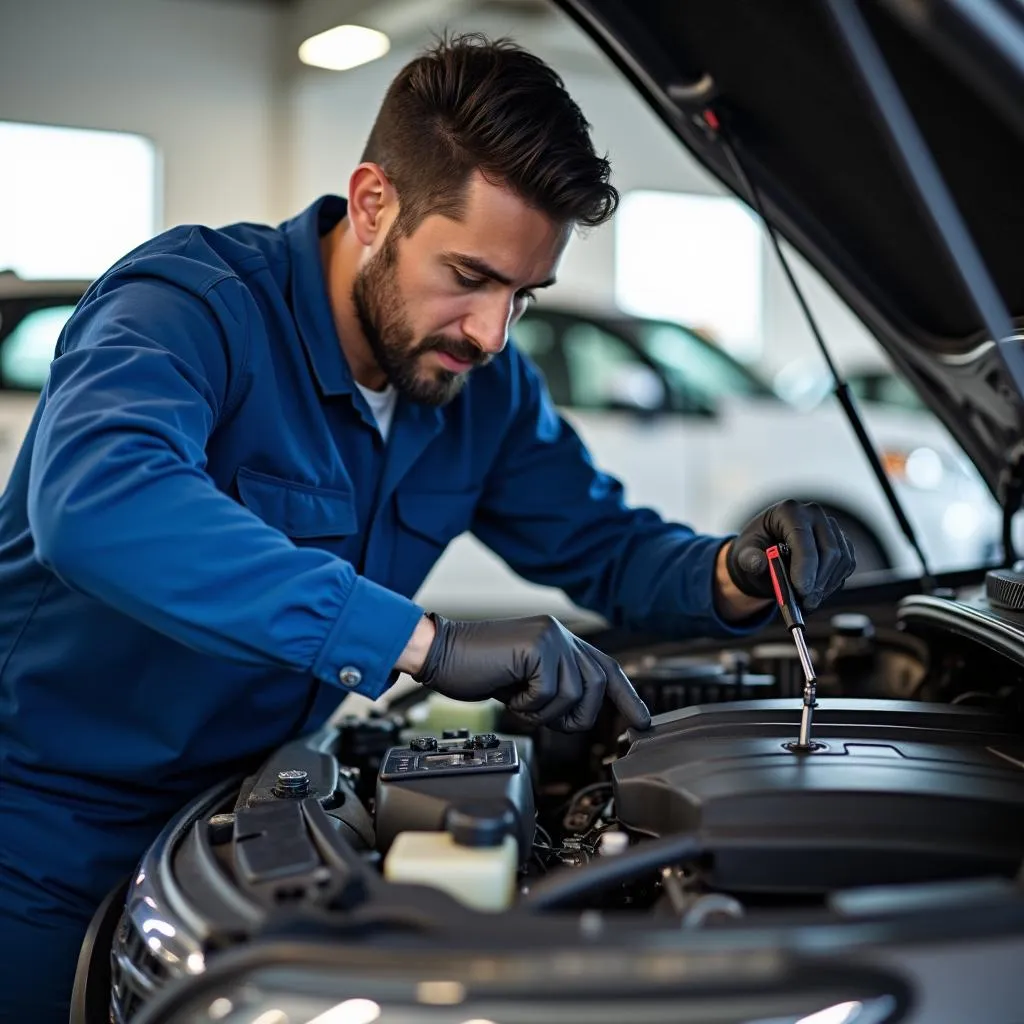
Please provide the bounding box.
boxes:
[394,486,481,544]
[236,467,357,538]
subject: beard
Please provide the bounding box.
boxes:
[351,232,488,407]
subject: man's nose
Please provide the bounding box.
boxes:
[462,296,513,356]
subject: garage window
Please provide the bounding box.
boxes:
[614,190,763,363]
[0,121,158,280]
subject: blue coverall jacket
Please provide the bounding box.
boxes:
[0,196,759,1020]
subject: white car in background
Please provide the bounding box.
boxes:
[0,276,1000,627]
[0,272,91,484]
[418,304,1001,623]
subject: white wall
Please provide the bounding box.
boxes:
[0,0,281,232]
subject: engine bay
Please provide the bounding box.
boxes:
[105,581,1024,1022]
[614,700,1024,894]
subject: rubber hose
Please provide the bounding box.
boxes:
[523,832,704,910]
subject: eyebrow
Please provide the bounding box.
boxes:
[444,252,557,291]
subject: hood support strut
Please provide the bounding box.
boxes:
[669,79,936,586]
[724,132,935,588]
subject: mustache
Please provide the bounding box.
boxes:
[415,335,491,368]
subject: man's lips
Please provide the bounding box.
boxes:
[434,350,477,373]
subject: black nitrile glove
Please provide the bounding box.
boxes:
[414,613,651,732]
[726,500,857,610]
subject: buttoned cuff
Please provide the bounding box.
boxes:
[313,575,425,700]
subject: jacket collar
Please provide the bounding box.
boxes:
[284,194,355,398]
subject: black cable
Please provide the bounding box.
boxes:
[554,780,613,822]
[522,832,703,910]
[568,781,613,805]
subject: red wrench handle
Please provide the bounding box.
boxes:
[766,543,805,632]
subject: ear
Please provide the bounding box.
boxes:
[347,163,397,247]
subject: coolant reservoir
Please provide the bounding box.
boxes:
[404,691,501,737]
[383,802,518,912]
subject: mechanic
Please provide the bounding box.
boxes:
[0,34,854,1022]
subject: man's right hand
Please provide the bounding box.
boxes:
[410,614,651,733]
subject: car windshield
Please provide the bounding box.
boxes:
[624,319,776,402]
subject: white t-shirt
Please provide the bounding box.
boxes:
[354,380,398,442]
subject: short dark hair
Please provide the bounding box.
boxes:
[361,32,618,234]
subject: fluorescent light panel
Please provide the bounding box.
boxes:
[299,24,391,71]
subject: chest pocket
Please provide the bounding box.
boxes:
[236,467,357,539]
[391,486,482,595]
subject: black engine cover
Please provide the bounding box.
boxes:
[612,699,1024,893]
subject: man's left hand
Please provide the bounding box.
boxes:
[723,500,857,613]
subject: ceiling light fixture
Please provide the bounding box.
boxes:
[298,24,391,72]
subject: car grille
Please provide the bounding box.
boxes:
[109,909,172,1023]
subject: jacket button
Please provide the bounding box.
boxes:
[338,666,363,688]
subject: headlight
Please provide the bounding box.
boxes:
[881,446,946,489]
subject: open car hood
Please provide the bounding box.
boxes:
[557,0,1024,506]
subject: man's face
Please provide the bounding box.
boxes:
[352,171,569,406]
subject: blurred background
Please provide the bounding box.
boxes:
[0,0,1004,626]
